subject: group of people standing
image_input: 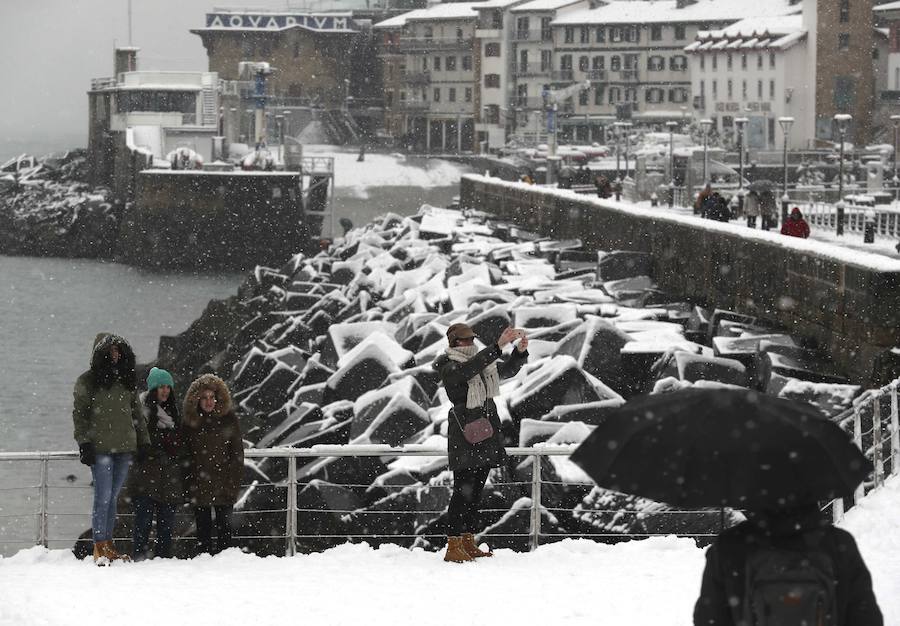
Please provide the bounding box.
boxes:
[695,184,811,238]
[73,333,244,564]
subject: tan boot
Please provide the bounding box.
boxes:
[100,541,130,563]
[461,532,493,558]
[443,536,474,563]
[92,542,110,566]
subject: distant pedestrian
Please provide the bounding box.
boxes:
[703,192,731,222]
[558,165,574,189]
[128,367,185,560]
[182,374,244,555]
[760,190,778,230]
[743,190,760,229]
[72,333,150,565]
[781,206,811,238]
[595,174,613,199]
[694,504,882,625]
[432,324,529,563]
[694,183,712,215]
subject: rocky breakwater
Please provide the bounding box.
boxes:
[0,150,121,258]
[153,205,864,555]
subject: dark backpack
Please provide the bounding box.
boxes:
[744,537,837,626]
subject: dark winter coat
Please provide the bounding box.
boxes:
[72,333,150,453]
[126,392,186,504]
[694,506,882,626]
[182,375,244,507]
[703,194,731,222]
[781,209,811,238]
[433,344,528,471]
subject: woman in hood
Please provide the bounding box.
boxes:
[433,324,529,563]
[127,367,185,560]
[72,333,150,564]
[182,374,244,555]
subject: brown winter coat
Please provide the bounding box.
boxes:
[182,375,245,506]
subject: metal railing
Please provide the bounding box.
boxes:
[398,37,475,52]
[512,29,553,42]
[804,202,900,239]
[4,381,896,555]
[400,71,431,86]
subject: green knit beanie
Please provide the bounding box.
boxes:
[146,367,175,392]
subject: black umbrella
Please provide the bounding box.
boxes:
[747,179,776,194]
[570,388,872,510]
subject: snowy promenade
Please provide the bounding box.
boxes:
[2,477,898,626]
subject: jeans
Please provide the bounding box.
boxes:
[447,466,491,536]
[91,453,132,543]
[194,505,233,554]
[133,495,178,559]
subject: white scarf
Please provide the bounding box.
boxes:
[446,345,500,409]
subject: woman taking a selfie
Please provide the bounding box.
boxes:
[433,324,529,563]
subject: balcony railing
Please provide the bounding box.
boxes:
[512,96,546,109]
[398,37,475,52]
[584,69,607,81]
[551,69,574,82]
[514,65,552,78]
[620,69,639,81]
[400,71,432,86]
[512,29,553,42]
[398,100,430,111]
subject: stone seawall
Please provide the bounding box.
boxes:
[459,175,900,383]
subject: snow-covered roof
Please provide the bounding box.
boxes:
[476,0,527,10]
[374,2,480,28]
[874,0,900,11]
[553,0,799,26]
[510,0,585,13]
[688,14,806,52]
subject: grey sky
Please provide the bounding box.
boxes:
[0,0,292,157]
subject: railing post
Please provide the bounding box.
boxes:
[530,454,541,552]
[891,386,899,478]
[873,396,884,487]
[853,407,865,504]
[286,456,297,557]
[39,457,49,548]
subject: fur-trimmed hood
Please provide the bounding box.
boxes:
[89,332,137,390]
[183,374,234,428]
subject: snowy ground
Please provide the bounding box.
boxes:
[303,145,469,199]
[2,476,898,626]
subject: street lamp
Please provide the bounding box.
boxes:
[666,120,679,207]
[621,121,633,181]
[734,117,748,216]
[778,116,794,224]
[613,121,626,182]
[891,114,900,202]
[834,113,852,236]
[700,118,713,184]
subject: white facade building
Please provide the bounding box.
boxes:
[685,15,810,150]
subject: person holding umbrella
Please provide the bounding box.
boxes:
[433,324,529,563]
[571,388,882,625]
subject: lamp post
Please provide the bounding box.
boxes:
[666,120,679,207]
[613,121,625,182]
[734,117,748,215]
[622,121,633,181]
[834,113,852,236]
[777,117,794,225]
[700,118,713,185]
[891,114,900,202]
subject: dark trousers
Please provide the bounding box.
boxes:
[133,495,177,559]
[448,466,491,536]
[746,216,757,229]
[194,505,233,554]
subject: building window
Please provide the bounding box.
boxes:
[712,80,718,98]
[449,87,456,102]
[611,55,621,71]
[433,88,441,102]
[595,27,605,43]
[592,56,604,70]
[742,79,747,100]
[840,0,849,23]
[625,87,636,101]
[757,80,763,99]
[874,46,880,60]
[700,79,705,98]
[674,25,686,40]
[651,25,662,41]
[834,75,855,110]
[580,26,590,43]
[648,55,665,71]
[491,10,502,29]
[768,118,776,146]
[422,57,428,71]
[626,26,639,43]
[769,79,775,99]
[700,55,705,70]
[579,91,589,105]
[770,52,776,68]
[757,54,763,69]
[541,50,552,71]
[646,88,664,103]
[456,28,463,42]
[712,55,718,70]
[446,56,457,71]
[609,87,621,103]
[541,18,552,41]
[611,27,623,43]
[485,43,500,57]
[565,27,575,43]
[424,26,433,40]
[839,33,850,51]
[463,55,472,70]
[484,74,500,88]
[594,87,604,105]
[434,56,441,70]
[579,56,589,71]
[727,79,733,98]
[727,53,733,70]
[465,87,472,102]
[485,105,499,124]
[670,55,687,71]
[560,54,572,70]
[741,53,747,69]
[669,88,687,103]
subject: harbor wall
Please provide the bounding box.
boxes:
[118,170,309,270]
[460,175,900,384]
